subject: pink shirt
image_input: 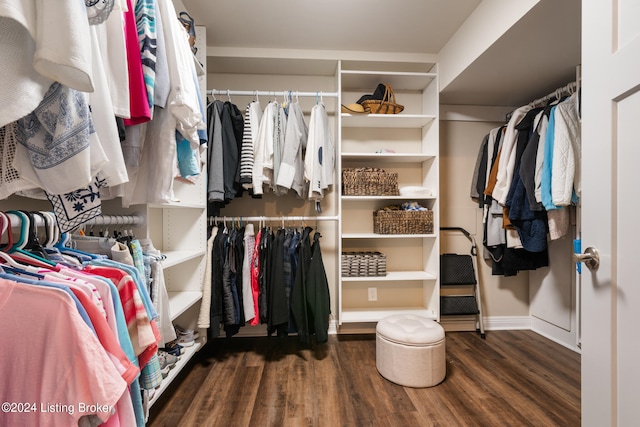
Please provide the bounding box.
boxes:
[122,0,151,125]
[83,265,159,368]
[0,278,127,427]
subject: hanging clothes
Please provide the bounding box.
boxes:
[208,100,226,204]
[252,101,278,196]
[240,100,263,189]
[291,226,312,342]
[202,220,330,342]
[276,101,309,197]
[471,88,581,276]
[0,278,129,427]
[304,102,335,202]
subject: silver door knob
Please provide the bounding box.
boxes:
[572,247,600,271]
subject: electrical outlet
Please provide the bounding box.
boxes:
[368,287,377,301]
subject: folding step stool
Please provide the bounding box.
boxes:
[440,227,486,339]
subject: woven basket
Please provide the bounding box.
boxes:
[360,84,404,114]
[342,168,399,196]
[373,209,434,234]
[341,251,387,277]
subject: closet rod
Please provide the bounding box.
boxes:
[210,215,339,222]
[529,80,577,107]
[208,89,339,98]
[5,213,145,228]
[83,214,145,227]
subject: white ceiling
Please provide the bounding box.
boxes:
[181,0,581,107]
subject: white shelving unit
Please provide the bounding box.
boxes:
[146,24,209,408]
[338,60,440,325]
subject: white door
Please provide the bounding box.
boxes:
[581,1,640,425]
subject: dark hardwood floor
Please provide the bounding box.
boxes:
[147,330,580,427]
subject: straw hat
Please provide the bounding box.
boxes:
[341,103,367,114]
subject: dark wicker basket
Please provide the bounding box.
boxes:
[341,251,387,277]
[360,84,404,114]
[373,210,434,234]
[342,168,399,196]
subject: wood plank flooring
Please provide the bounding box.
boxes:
[147,330,580,427]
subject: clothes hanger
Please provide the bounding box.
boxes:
[0,212,11,252]
[6,210,28,252]
[20,211,52,260]
[9,211,55,265]
[32,212,51,248]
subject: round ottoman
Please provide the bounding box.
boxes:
[376,314,446,388]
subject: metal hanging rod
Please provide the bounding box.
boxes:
[83,214,145,226]
[207,89,339,98]
[4,212,145,228]
[209,215,338,223]
[529,81,578,108]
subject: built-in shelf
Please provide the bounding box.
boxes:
[342,153,435,162]
[341,70,437,91]
[341,233,436,239]
[341,114,435,128]
[162,250,206,268]
[168,291,203,320]
[340,308,437,324]
[339,62,440,327]
[149,202,207,209]
[342,195,437,201]
[342,271,436,282]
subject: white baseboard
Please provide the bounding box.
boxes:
[483,316,532,330]
[440,315,531,332]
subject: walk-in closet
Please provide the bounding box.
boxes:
[2,0,636,425]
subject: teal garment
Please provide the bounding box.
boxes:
[176,132,200,178]
[541,106,559,210]
[135,0,156,109]
[129,239,146,282]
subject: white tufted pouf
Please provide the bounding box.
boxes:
[376,314,446,388]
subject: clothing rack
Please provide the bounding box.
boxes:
[209,215,339,226]
[207,89,339,99]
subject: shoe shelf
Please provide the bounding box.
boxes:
[148,339,204,408]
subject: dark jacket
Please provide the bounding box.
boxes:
[291,227,313,343]
[305,232,331,343]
